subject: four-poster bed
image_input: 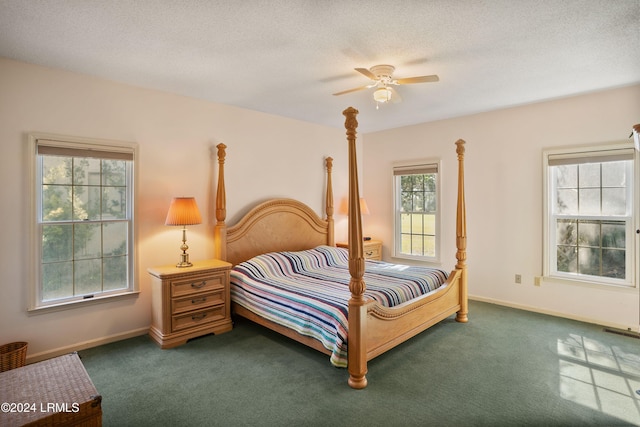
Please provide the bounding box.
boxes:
[213,107,468,389]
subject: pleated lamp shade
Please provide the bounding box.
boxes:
[358,198,371,215]
[338,197,370,215]
[165,197,202,226]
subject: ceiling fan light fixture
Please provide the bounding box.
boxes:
[373,87,392,103]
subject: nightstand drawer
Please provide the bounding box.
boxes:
[337,239,382,260]
[364,246,381,260]
[170,273,226,298]
[172,290,224,315]
[172,305,226,332]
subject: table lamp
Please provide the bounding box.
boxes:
[165,197,202,267]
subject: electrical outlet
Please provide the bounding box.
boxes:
[515,274,521,284]
[534,276,542,287]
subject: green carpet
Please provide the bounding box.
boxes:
[79,301,640,426]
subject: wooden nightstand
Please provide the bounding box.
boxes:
[148,259,233,349]
[337,239,382,261]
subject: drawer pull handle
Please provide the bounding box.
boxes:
[192,313,207,321]
[365,251,373,256]
[191,281,206,289]
[191,297,207,304]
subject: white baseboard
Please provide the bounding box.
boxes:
[469,295,638,333]
[26,327,150,364]
[21,298,637,364]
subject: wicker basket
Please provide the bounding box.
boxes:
[0,341,28,372]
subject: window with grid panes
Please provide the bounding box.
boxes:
[544,144,635,287]
[29,134,137,309]
[393,161,440,261]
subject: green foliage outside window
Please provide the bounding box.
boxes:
[40,155,129,301]
[399,173,436,257]
[552,160,630,282]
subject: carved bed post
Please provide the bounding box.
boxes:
[214,143,228,261]
[325,157,335,246]
[454,139,469,323]
[343,107,368,389]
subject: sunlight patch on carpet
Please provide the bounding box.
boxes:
[556,334,640,426]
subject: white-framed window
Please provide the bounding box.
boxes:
[543,143,636,288]
[392,160,441,262]
[29,133,138,310]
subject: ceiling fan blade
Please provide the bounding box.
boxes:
[389,86,402,103]
[355,67,377,80]
[396,74,439,85]
[332,85,369,96]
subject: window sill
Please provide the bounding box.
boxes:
[543,275,636,292]
[391,253,441,266]
[28,290,140,316]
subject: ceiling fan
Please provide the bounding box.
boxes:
[332,64,439,106]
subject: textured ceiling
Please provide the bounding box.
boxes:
[1,0,639,133]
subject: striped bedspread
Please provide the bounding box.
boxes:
[230,245,448,367]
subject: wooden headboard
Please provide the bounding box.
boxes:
[213,144,335,266]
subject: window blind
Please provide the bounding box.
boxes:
[548,148,634,166]
[36,138,134,161]
[393,163,438,176]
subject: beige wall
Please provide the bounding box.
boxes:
[0,58,350,360]
[362,84,640,330]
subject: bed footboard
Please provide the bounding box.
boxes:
[363,269,462,360]
[343,107,468,389]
